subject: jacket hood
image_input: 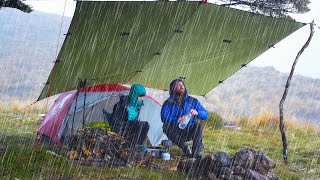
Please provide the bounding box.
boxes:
[169,78,188,99]
[129,83,146,108]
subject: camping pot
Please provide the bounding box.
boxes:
[161,152,170,160]
[161,140,173,148]
[159,150,166,156]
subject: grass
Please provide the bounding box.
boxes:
[0,111,187,179]
[208,111,320,179]
[0,110,319,179]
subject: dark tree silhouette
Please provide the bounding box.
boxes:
[220,0,310,16]
[0,0,33,13]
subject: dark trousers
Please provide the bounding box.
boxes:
[112,121,150,148]
[163,122,203,156]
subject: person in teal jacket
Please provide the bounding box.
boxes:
[110,84,149,147]
[161,79,208,159]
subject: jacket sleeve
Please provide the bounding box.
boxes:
[110,98,127,125]
[195,100,209,120]
[161,101,174,123]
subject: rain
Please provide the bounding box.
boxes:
[0,0,319,179]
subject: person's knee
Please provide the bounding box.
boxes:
[162,123,169,133]
[162,123,176,137]
[142,121,150,130]
[197,123,203,131]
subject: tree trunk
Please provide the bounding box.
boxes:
[279,21,314,163]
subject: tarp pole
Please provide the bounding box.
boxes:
[82,79,87,127]
[71,79,82,133]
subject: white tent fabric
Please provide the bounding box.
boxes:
[41,84,168,146]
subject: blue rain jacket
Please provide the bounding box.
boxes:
[160,79,208,127]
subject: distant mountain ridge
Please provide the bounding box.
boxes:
[203,66,320,124]
[0,8,72,102]
[1,8,319,124]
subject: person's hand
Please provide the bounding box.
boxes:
[178,116,186,123]
[190,109,198,116]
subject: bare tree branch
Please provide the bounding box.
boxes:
[219,0,310,16]
[279,21,314,163]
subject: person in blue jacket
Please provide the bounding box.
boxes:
[161,79,208,159]
[109,84,149,148]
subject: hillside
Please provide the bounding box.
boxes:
[0,8,72,103]
[204,66,320,124]
[0,8,319,124]
[147,66,320,124]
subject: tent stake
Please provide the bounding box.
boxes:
[279,21,314,163]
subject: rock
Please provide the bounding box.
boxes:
[245,169,269,180]
[178,149,278,180]
[266,171,278,180]
[202,152,232,173]
[229,175,244,180]
[194,157,210,177]
[314,149,320,155]
[217,167,233,179]
[207,172,218,180]
[177,158,197,174]
[190,158,209,179]
[232,166,246,176]
[214,152,233,167]
[193,152,232,178]
[232,149,255,170]
[161,140,173,148]
[196,155,211,176]
[177,158,212,179]
[252,151,276,175]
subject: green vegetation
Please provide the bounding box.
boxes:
[84,122,110,132]
[202,111,224,130]
[0,111,186,179]
[0,110,319,179]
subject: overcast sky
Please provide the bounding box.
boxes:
[25,0,320,79]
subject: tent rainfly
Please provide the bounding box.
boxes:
[39,84,167,146]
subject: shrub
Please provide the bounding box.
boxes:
[84,122,110,132]
[203,111,224,130]
[235,116,251,128]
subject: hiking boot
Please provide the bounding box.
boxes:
[184,147,193,157]
[201,144,204,150]
[193,153,204,160]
